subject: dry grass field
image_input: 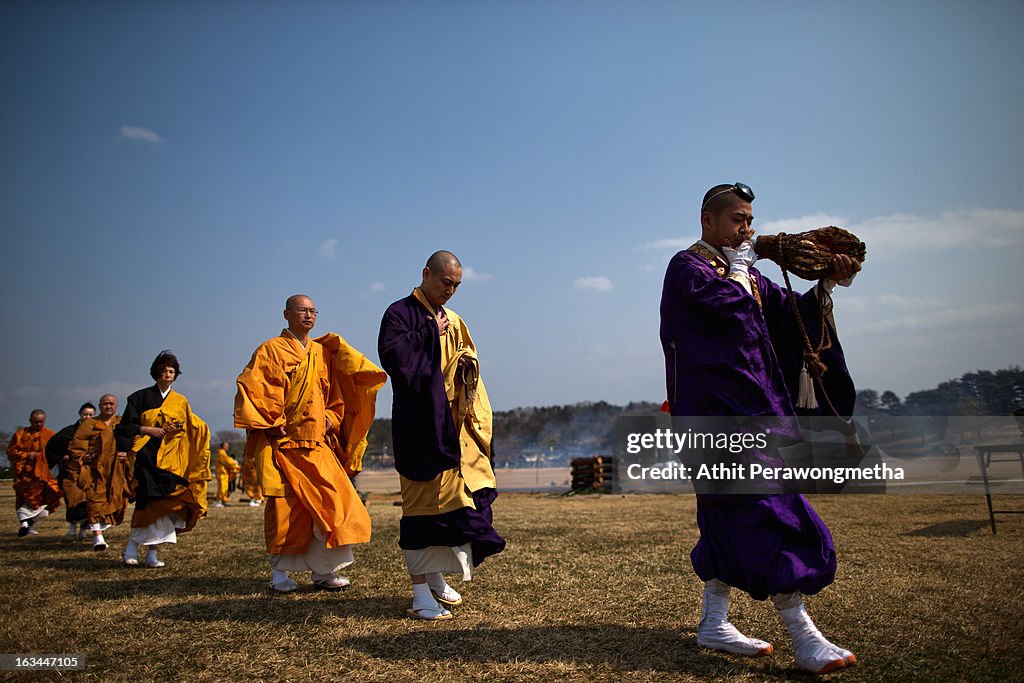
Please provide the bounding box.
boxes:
[1,482,1022,682]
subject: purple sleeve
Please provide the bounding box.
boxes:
[377,303,439,392]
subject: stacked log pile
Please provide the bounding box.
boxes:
[570,455,615,492]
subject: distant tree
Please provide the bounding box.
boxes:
[880,391,902,413]
[856,389,880,412]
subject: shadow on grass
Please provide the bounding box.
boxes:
[71,576,270,599]
[900,519,990,537]
[344,625,804,678]
[5,554,125,571]
[148,595,409,624]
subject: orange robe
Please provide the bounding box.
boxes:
[67,416,132,526]
[241,442,264,502]
[234,331,384,557]
[214,449,241,503]
[7,427,61,517]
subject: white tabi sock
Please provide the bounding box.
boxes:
[271,569,290,585]
[124,539,139,560]
[411,582,449,618]
[773,592,852,673]
[426,573,462,603]
[145,547,159,564]
[697,579,773,656]
[66,523,77,537]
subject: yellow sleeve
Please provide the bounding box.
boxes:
[234,342,287,431]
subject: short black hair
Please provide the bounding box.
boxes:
[701,184,744,217]
[79,402,96,415]
[29,409,46,420]
[149,349,181,381]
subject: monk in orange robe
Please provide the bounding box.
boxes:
[213,443,241,507]
[67,394,132,550]
[7,409,60,537]
[240,440,264,506]
[234,294,385,593]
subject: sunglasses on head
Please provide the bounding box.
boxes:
[701,182,755,212]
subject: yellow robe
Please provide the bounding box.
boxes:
[129,390,211,533]
[67,416,132,526]
[400,288,497,517]
[234,331,385,554]
[214,449,241,503]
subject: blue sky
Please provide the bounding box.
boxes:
[2,1,1022,433]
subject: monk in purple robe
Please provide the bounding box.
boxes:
[379,250,505,621]
[660,182,861,674]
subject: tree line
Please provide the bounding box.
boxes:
[855,366,1023,416]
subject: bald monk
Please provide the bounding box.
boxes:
[378,251,506,621]
[68,394,132,550]
[213,442,241,508]
[7,409,60,537]
[116,351,211,568]
[234,294,386,593]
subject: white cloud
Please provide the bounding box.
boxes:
[858,302,1024,335]
[0,386,44,401]
[368,282,387,294]
[574,276,614,292]
[758,212,850,236]
[643,208,1024,261]
[642,237,691,252]
[55,381,137,402]
[762,209,1024,259]
[119,125,164,144]
[462,266,494,282]
[875,294,946,310]
[319,238,338,258]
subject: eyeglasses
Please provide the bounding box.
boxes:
[290,307,318,316]
[701,182,755,212]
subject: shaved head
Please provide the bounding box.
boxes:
[420,251,463,310]
[285,294,312,310]
[425,250,461,272]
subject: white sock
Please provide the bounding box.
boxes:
[67,523,77,535]
[773,593,848,673]
[271,569,290,585]
[124,539,139,558]
[94,534,106,546]
[145,547,159,564]
[426,573,461,601]
[412,582,443,613]
[698,579,773,656]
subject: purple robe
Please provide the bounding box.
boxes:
[379,294,505,566]
[660,248,854,599]
[378,295,461,482]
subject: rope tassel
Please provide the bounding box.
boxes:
[797,362,818,410]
